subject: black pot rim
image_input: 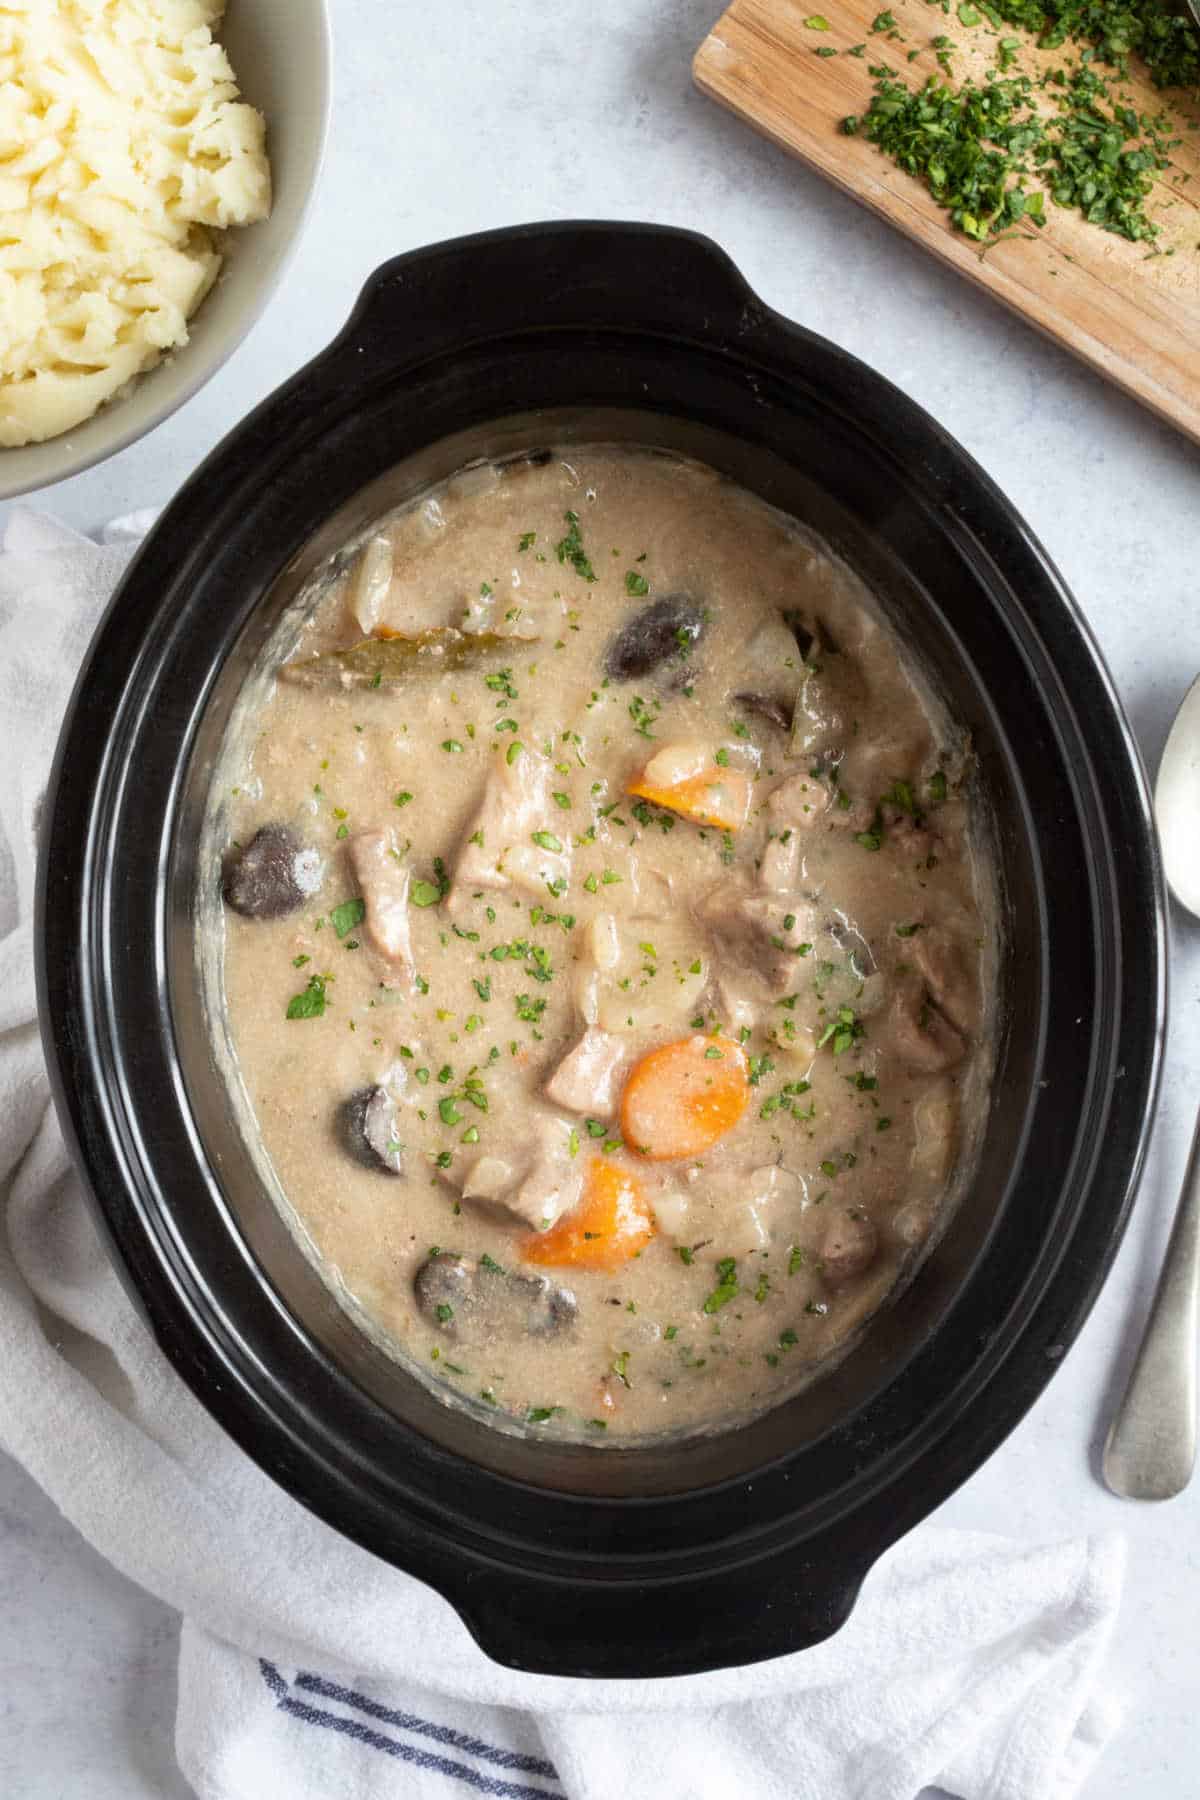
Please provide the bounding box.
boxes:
[36,221,1167,1678]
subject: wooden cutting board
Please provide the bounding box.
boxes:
[694,0,1200,447]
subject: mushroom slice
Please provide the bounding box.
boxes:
[337,1085,404,1176]
[414,1252,576,1344]
[603,592,705,682]
[223,824,322,920]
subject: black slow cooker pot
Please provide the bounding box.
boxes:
[37,224,1165,1678]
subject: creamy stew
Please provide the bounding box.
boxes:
[212,448,996,1443]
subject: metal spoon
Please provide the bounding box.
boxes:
[1103,674,1200,1500]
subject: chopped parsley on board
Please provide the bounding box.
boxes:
[841,0,1198,246]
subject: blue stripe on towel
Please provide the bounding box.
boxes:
[294,1669,560,1778]
[259,1660,560,1798]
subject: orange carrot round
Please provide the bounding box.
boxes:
[521,1159,655,1270]
[620,1034,750,1161]
[628,765,752,832]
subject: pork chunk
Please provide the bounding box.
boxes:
[886,980,966,1073]
[759,774,835,891]
[697,881,820,999]
[347,830,415,986]
[816,1208,878,1288]
[441,1114,584,1233]
[448,749,571,912]
[544,1026,629,1116]
[907,928,978,1036]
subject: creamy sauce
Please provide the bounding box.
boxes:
[212,448,997,1443]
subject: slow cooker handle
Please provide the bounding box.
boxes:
[328,220,776,375]
[442,1539,880,1679]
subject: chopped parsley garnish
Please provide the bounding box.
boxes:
[518,531,536,551]
[818,1006,865,1057]
[624,570,650,596]
[286,974,328,1020]
[702,1257,739,1314]
[555,510,597,582]
[844,49,1183,250]
[410,879,441,908]
[628,694,661,739]
[330,897,365,939]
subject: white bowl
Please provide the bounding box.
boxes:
[0,0,332,502]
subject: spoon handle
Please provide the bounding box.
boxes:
[1103,1103,1200,1500]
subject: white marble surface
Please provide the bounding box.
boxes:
[2,0,1198,1794]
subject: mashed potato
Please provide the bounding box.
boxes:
[0,0,271,448]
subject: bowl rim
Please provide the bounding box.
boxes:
[36,222,1168,1677]
[0,0,333,503]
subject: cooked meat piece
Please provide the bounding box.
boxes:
[223,824,322,919]
[337,1085,403,1175]
[603,592,705,682]
[790,649,869,758]
[448,748,570,911]
[817,1208,878,1287]
[768,772,835,828]
[442,1115,584,1232]
[544,1027,629,1116]
[907,929,977,1035]
[893,1200,938,1249]
[697,881,820,998]
[347,830,415,982]
[759,774,835,891]
[734,691,791,732]
[513,1118,587,1232]
[911,1080,958,1183]
[414,1252,577,1343]
[886,981,966,1073]
[652,1164,805,1259]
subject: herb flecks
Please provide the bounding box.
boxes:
[843,15,1187,249]
[556,510,597,583]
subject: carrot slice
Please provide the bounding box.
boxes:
[521,1159,655,1270]
[620,1034,750,1161]
[628,764,752,832]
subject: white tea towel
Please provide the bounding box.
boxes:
[0,509,1126,1800]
